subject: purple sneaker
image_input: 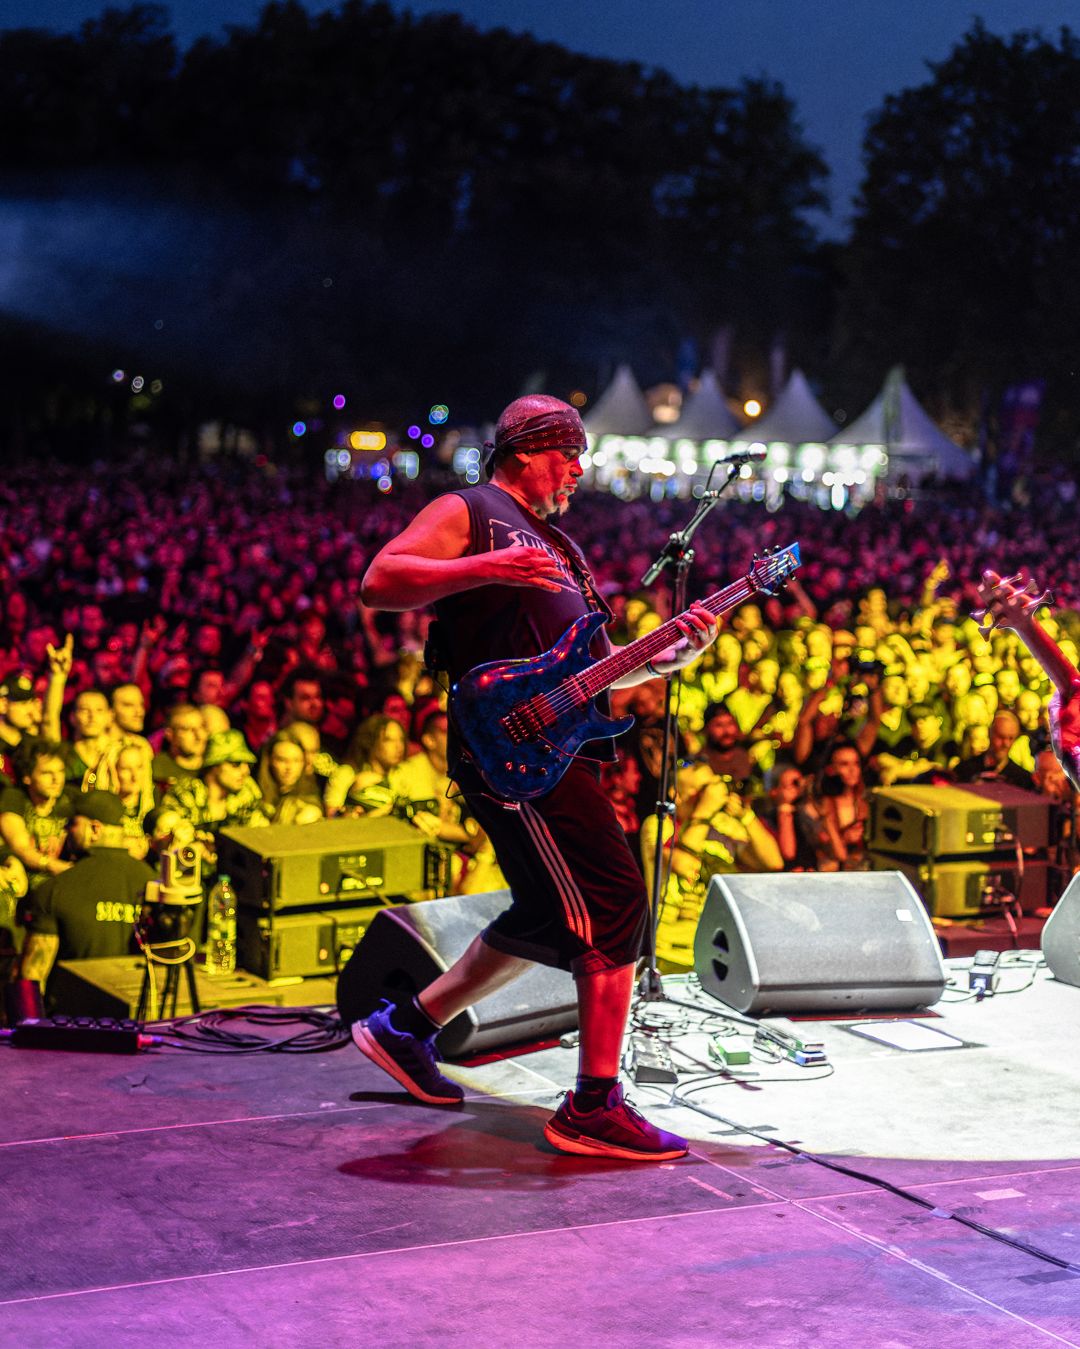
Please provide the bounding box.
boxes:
[544,1083,688,1161]
[352,1001,464,1105]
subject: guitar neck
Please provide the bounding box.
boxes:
[1015,619,1079,699]
[578,577,757,698]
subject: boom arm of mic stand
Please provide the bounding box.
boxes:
[638,463,738,589]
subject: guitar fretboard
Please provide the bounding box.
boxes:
[579,577,757,697]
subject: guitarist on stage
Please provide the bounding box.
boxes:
[353,394,719,1161]
[977,568,1080,790]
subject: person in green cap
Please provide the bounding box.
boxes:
[159,729,269,854]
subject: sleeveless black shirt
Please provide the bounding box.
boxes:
[434,482,616,763]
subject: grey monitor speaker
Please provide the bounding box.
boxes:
[693,871,947,1015]
[336,889,578,1055]
[1042,874,1080,989]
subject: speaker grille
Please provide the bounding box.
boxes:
[694,871,947,1014]
[337,891,578,1054]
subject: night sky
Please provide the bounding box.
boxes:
[4,0,1079,237]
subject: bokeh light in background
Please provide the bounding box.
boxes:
[332,394,346,410]
[349,430,386,451]
[454,445,482,484]
[292,421,306,437]
[429,404,449,425]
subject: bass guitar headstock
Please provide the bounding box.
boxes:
[748,542,801,596]
[974,568,1053,638]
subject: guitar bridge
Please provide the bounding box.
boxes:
[501,713,530,746]
[502,695,555,745]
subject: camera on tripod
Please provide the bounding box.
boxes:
[141,845,204,943]
[158,845,203,897]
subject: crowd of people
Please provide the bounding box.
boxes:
[1,452,1076,991]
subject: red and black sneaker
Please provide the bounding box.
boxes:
[544,1083,689,1161]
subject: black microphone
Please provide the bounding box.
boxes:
[716,444,768,465]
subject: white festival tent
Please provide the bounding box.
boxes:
[738,368,837,445]
[659,367,741,440]
[582,363,654,437]
[833,367,974,481]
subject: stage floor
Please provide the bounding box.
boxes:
[3,961,1079,1347]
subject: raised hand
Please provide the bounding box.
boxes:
[139,615,167,648]
[45,632,74,678]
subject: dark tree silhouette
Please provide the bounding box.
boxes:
[0,2,828,438]
[836,21,1080,450]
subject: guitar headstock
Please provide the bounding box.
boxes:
[974,569,1053,638]
[748,542,801,596]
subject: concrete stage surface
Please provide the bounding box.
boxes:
[3,960,1079,1348]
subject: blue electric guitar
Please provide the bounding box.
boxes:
[451,543,801,800]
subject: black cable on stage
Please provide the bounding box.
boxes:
[147,1004,351,1054]
[629,968,1080,1275]
[671,1063,1080,1277]
[651,992,760,1028]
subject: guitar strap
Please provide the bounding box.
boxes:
[532,517,613,623]
[442,493,616,797]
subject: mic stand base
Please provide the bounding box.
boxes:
[637,964,665,1001]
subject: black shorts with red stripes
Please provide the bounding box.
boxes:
[453,757,649,977]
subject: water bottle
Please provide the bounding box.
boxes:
[205,874,237,976]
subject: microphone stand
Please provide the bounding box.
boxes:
[637,459,744,1001]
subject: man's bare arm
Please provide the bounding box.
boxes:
[361,495,563,611]
[20,933,59,987]
[0,812,70,875]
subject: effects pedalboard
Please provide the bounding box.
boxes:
[629,1034,679,1085]
[750,1018,828,1067]
[967,949,1002,996]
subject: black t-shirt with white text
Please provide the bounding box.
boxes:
[23,847,156,961]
